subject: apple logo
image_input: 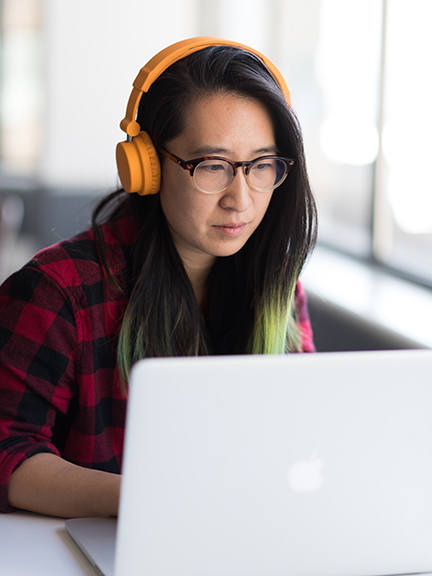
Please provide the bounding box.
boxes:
[288,454,324,492]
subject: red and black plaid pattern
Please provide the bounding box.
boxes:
[0,215,136,512]
[0,212,314,513]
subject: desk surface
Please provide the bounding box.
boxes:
[2,509,432,576]
[0,510,97,575]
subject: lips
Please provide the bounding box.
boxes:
[212,222,247,237]
[217,222,246,228]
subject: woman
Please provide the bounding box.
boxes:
[0,38,317,517]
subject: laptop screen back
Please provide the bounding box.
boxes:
[114,350,432,576]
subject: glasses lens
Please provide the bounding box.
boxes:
[194,159,232,193]
[249,158,288,191]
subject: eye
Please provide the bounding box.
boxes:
[252,159,274,172]
[206,164,225,172]
[197,160,229,173]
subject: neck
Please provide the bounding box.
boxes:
[180,252,215,306]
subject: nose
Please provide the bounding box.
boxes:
[219,168,253,212]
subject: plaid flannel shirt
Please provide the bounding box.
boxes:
[0,210,314,513]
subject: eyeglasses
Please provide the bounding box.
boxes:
[160,150,294,194]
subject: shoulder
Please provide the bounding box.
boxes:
[294,280,315,353]
[35,222,128,286]
[0,213,136,326]
[294,280,308,321]
[0,234,100,343]
[25,212,136,292]
[31,231,102,289]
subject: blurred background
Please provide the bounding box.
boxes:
[0,0,431,351]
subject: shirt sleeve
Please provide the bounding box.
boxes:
[294,281,315,353]
[0,265,78,513]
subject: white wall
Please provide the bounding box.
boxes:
[38,0,200,191]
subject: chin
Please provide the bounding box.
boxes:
[211,241,248,258]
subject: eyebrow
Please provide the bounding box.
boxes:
[190,145,280,157]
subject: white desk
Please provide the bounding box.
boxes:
[0,510,97,575]
[2,510,432,576]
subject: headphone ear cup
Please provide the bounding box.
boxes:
[116,131,161,196]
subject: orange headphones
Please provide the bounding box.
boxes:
[116,37,290,196]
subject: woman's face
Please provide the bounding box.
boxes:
[159,93,277,272]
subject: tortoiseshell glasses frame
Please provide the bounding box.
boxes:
[160,149,295,194]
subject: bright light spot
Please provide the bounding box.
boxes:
[386,171,432,235]
[382,122,432,234]
[315,0,381,166]
[380,0,432,235]
[390,191,432,235]
[320,116,379,165]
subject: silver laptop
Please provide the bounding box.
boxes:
[66,349,432,576]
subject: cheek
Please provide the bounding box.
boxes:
[160,185,214,235]
[160,170,190,220]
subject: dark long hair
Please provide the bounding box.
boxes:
[92,45,317,385]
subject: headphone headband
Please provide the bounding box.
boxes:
[120,36,291,138]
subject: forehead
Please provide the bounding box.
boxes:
[176,93,276,156]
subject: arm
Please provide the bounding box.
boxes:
[0,260,126,515]
[8,453,120,518]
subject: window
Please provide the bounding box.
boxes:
[299,0,432,285]
[0,0,43,175]
[308,0,382,258]
[374,0,432,284]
